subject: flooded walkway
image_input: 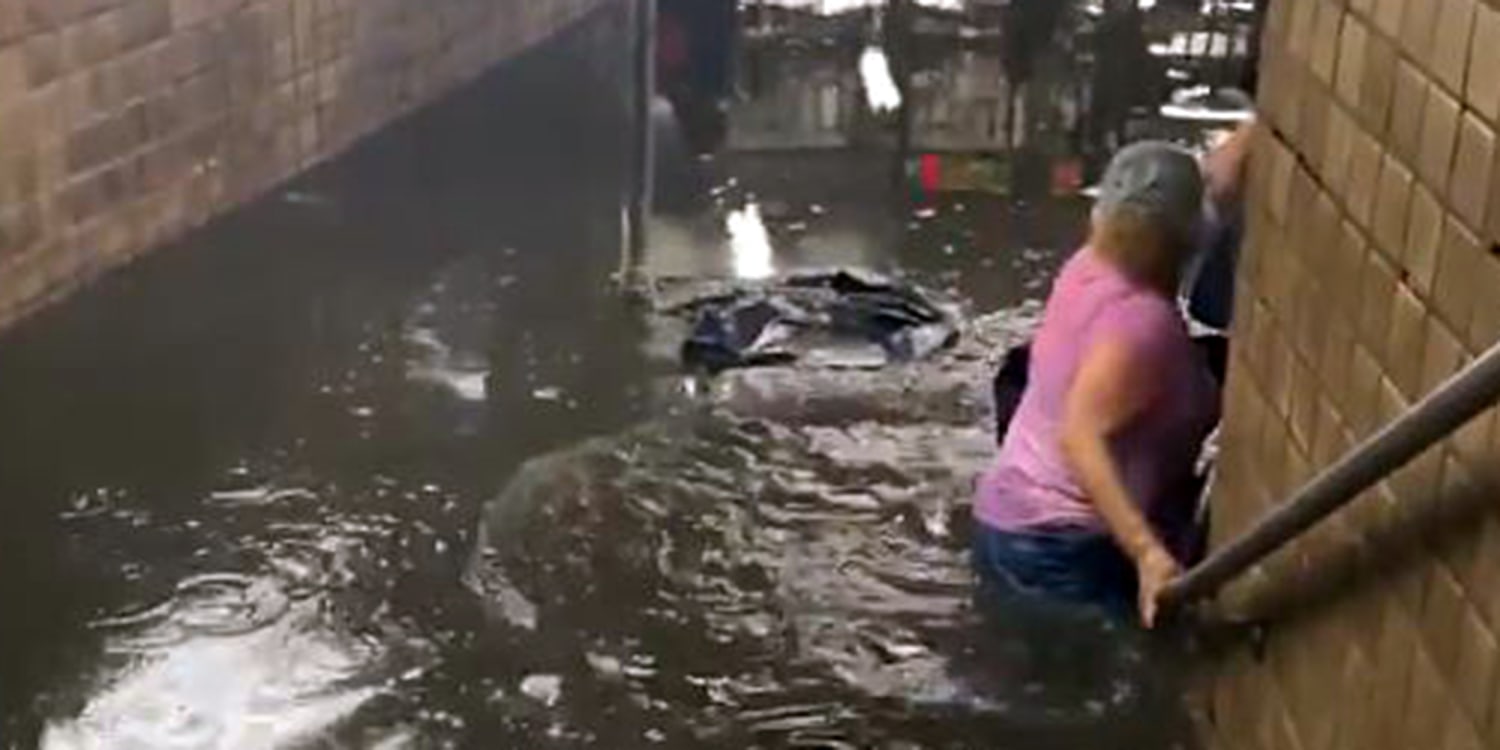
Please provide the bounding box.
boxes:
[0,2,1252,747]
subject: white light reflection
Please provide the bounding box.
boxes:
[859,47,903,114]
[405,326,488,403]
[40,600,387,750]
[1159,102,1255,124]
[1159,85,1255,123]
[1081,0,1157,15]
[758,0,965,14]
[727,202,775,280]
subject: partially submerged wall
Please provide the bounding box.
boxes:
[1206,0,1500,748]
[0,0,605,327]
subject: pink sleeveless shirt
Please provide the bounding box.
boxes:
[975,248,1219,533]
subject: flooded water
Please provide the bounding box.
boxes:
[0,2,1253,748]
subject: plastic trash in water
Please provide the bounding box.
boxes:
[674,269,957,373]
[520,674,562,706]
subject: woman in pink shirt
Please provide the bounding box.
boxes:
[974,142,1220,628]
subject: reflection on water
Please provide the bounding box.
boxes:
[0,12,648,745]
[45,569,397,748]
[1,1,1244,747]
[464,307,1194,746]
[726,202,776,279]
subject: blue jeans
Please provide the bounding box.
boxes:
[971,523,1138,619]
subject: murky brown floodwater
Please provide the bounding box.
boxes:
[1,2,1254,747]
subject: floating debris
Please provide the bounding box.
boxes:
[520,674,563,707]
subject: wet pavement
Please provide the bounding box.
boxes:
[0,2,1253,748]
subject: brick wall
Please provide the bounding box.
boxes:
[1205,0,1500,748]
[0,0,606,328]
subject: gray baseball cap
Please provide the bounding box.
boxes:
[1094,140,1204,244]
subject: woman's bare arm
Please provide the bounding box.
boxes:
[1060,335,1179,626]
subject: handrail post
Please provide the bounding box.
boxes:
[1161,339,1500,609]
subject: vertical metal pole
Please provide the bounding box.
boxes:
[888,0,913,187]
[624,0,657,288]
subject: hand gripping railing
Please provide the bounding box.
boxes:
[1160,339,1500,609]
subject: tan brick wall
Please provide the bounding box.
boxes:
[1206,0,1500,748]
[0,0,605,327]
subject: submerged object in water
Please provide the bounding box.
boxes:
[673,269,959,373]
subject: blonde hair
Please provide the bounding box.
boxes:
[1090,206,1192,293]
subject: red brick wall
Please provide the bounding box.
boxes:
[0,0,604,327]
[1206,0,1500,748]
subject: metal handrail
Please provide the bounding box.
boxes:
[1160,338,1500,608]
